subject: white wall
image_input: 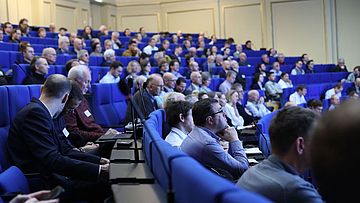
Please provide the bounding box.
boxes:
[335,0,360,68]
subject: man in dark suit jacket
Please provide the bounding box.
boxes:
[125,74,164,123]
[170,45,183,64]
[7,74,110,202]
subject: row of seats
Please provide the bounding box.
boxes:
[143,109,271,203]
[280,82,353,106]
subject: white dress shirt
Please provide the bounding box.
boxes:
[325,88,341,100]
[99,72,120,84]
[165,127,188,147]
[289,92,306,105]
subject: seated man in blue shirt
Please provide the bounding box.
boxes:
[237,106,323,203]
[181,98,249,181]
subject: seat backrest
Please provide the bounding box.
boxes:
[171,156,239,203]
[151,139,186,191]
[219,188,271,203]
[6,85,32,122]
[91,83,119,126]
[0,166,29,194]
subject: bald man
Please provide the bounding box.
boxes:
[125,74,164,123]
[185,71,202,95]
[42,47,57,65]
[246,89,271,119]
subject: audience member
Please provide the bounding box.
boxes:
[238,52,249,66]
[244,40,253,50]
[246,90,271,119]
[276,53,285,65]
[264,72,283,101]
[97,25,108,38]
[111,31,122,50]
[9,29,21,43]
[56,36,72,55]
[185,71,202,95]
[324,82,343,100]
[100,49,116,66]
[305,60,315,74]
[200,71,212,93]
[328,94,340,110]
[250,73,265,90]
[237,106,322,203]
[346,66,360,83]
[347,77,360,95]
[77,49,89,65]
[73,38,83,55]
[65,59,80,74]
[165,101,194,147]
[289,85,307,105]
[291,60,305,75]
[37,27,46,38]
[90,42,103,56]
[310,100,360,203]
[17,41,34,64]
[231,83,253,126]
[65,65,120,142]
[269,61,282,76]
[49,22,56,32]
[224,90,244,128]
[334,58,348,72]
[7,74,111,202]
[42,47,57,65]
[22,56,49,85]
[219,70,236,94]
[3,22,13,35]
[277,72,293,89]
[143,38,158,56]
[123,28,131,37]
[122,40,140,57]
[125,74,163,122]
[81,25,93,40]
[99,61,123,84]
[181,98,249,181]
[307,99,323,114]
[175,77,187,94]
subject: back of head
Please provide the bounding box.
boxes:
[165,100,192,127]
[269,106,318,155]
[42,74,71,99]
[192,98,218,126]
[311,100,360,203]
[68,65,89,81]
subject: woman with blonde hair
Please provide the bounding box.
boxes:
[223,89,244,128]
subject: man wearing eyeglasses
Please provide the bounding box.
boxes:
[181,98,249,181]
[125,74,164,123]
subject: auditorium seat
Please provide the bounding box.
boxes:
[91,83,127,128]
[0,166,29,195]
[11,64,56,85]
[256,110,278,157]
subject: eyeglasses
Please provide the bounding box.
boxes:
[207,108,224,117]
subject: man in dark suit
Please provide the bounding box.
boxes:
[170,45,183,64]
[125,74,164,123]
[7,74,110,202]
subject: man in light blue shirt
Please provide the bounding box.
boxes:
[181,98,249,181]
[99,61,123,84]
[246,90,271,119]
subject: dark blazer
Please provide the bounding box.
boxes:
[22,72,46,85]
[125,89,157,123]
[7,98,100,183]
[170,53,181,64]
[236,102,254,126]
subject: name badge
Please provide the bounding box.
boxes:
[62,128,69,137]
[84,110,91,117]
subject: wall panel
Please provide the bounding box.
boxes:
[55,4,76,32]
[167,9,215,35]
[121,14,159,32]
[223,3,262,48]
[271,0,326,61]
[336,0,360,68]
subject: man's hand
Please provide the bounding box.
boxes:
[100,157,110,164]
[79,142,99,153]
[10,190,59,203]
[259,97,265,104]
[100,163,109,172]
[217,126,239,142]
[105,128,119,136]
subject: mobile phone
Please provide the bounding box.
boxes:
[38,185,65,200]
